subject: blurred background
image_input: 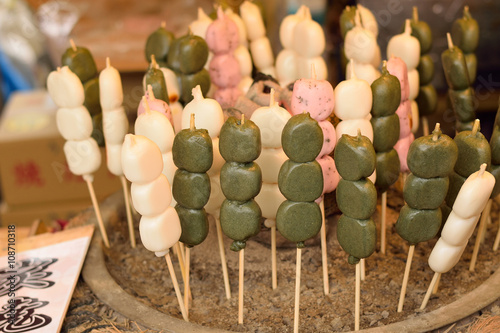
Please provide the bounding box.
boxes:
[0,0,499,226]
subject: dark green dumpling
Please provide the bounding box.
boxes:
[454,127,491,177]
[488,164,500,198]
[339,6,356,39]
[172,128,213,173]
[145,65,169,104]
[395,205,442,245]
[91,113,104,147]
[172,169,210,209]
[336,179,377,220]
[336,215,376,264]
[449,88,476,123]
[371,65,401,117]
[456,120,474,132]
[180,70,211,104]
[451,7,479,54]
[220,199,261,251]
[175,205,209,247]
[167,33,209,74]
[83,77,101,116]
[375,149,400,192]
[416,84,438,116]
[403,174,449,210]
[417,54,435,86]
[276,200,322,248]
[145,26,174,63]
[61,46,98,83]
[281,113,323,163]
[410,18,433,54]
[220,162,262,202]
[278,160,323,202]
[371,114,400,152]
[219,117,261,163]
[490,107,500,164]
[441,46,470,91]
[334,132,376,181]
[445,171,466,208]
[407,127,458,178]
[464,53,477,84]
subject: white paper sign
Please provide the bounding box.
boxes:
[0,228,93,333]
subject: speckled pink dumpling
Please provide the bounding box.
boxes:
[209,53,241,88]
[291,77,334,121]
[137,86,173,125]
[205,7,240,55]
[386,56,410,101]
[317,120,336,158]
[317,155,339,194]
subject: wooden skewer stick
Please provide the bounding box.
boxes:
[271,222,278,290]
[480,199,492,244]
[184,246,191,315]
[69,39,77,51]
[494,209,500,251]
[83,175,110,248]
[320,200,329,294]
[360,259,366,281]
[469,199,492,272]
[174,242,192,301]
[381,192,388,254]
[397,244,415,312]
[420,272,441,310]
[120,176,136,248]
[293,247,302,333]
[215,217,231,299]
[355,262,361,331]
[422,116,430,136]
[432,274,441,294]
[165,252,189,322]
[238,248,245,324]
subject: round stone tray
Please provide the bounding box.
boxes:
[82,193,500,332]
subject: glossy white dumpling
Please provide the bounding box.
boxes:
[251,103,291,149]
[335,118,373,142]
[255,148,288,183]
[240,0,266,41]
[428,239,466,274]
[334,76,373,120]
[275,49,297,86]
[209,137,225,176]
[47,66,84,108]
[386,21,420,70]
[131,174,172,216]
[296,55,328,80]
[121,134,163,184]
[346,60,381,85]
[135,110,175,153]
[234,44,253,77]
[64,138,101,176]
[99,62,123,110]
[189,7,212,39]
[410,100,419,133]
[56,106,93,141]
[103,107,129,145]
[453,168,495,219]
[250,37,275,71]
[205,175,225,215]
[293,18,325,58]
[162,151,176,186]
[182,86,224,139]
[344,26,377,65]
[255,183,286,220]
[357,4,378,37]
[170,101,183,133]
[106,143,123,176]
[407,68,420,101]
[441,211,479,246]
[139,206,181,254]
[279,5,306,49]
[160,67,180,104]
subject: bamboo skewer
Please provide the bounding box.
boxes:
[355,262,361,331]
[293,248,302,333]
[238,248,245,324]
[215,217,231,299]
[84,175,110,248]
[165,252,189,321]
[271,222,278,290]
[120,176,136,248]
[469,199,492,272]
[420,272,441,310]
[184,247,191,315]
[360,259,366,281]
[320,200,329,294]
[381,192,387,254]
[397,245,415,312]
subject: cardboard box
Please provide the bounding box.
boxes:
[0,198,92,227]
[0,90,120,206]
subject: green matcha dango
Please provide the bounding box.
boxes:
[445,171,467,207]
[375,149,400,192]
[407,124,458,178]
[221,162,262,202]
[281,112,323,163]
[175,205,209,247]
[145,24,174,64]
[167,32,209,75]
[172,126,213,173]
[276,201,322,248]
[145,56,169,104]
[339,6,356,39]
[451,6,479,54]
[449,88,475,123]
[336,215,376,265]
[336,179,377,220]
[416,85,438,117]
[417,54,434,85]
[453,120,491,177]
[220,200,262,251]
[333,131,376,181]
[180,69,211,104]
[403,174,449,210]
[219,116,261,163]
[83,77,101,116]
[441,35,470,91]
[396,205,442,245]
[370,114,400,152]
[278,160,323,202]
[370,65,401,117]
[61,42,98,83]
[409,7,433,55]
[172,169,210,209]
